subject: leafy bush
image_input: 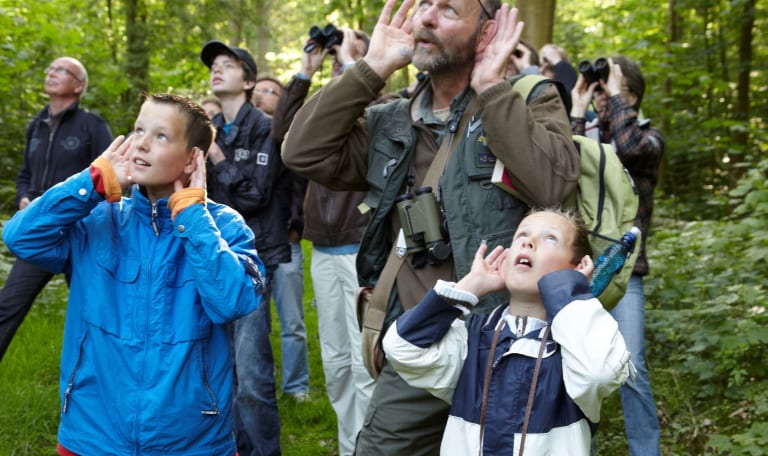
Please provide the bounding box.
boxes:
[646,159,768,454]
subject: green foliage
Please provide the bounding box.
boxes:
[641,161,768,454]
[1,0,765,218]
[553,0,767,221]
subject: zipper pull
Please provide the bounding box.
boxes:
[63,383,73,413]
[446,112,460,146]
[151,203,160,236]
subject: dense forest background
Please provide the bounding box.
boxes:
[0,0,768,219]
[0,0,766,454]
[0,0,764,218]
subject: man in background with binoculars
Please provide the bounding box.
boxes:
[570,55,665,456]
[282,0,579,453]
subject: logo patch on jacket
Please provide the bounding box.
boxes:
[62,136,81,151]
[474,127,495,168]
[257,152,269,166]
[234,148,250,162]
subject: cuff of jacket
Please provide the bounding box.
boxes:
[539,269,592,324]
[434,279,478,316]
[351,59,388,96]
[168,187,205,220]
[571,117,587,135]
[89,156,122,203]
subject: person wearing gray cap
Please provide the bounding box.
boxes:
[200,40,289,456]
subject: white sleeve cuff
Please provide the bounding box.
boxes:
[434,280,479,315]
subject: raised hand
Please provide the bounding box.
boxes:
[602,59,625,97]
[207,141,225,165]
[570,74,598,118]
[470,4,525,95]
[363,0,415,80]
[101,134,134,189]
[575,254,595,280]
[334,28,363,67]
[539,44,563,67]
[174,148,206,193]
[301,40,328,78]
[455,243,507,297]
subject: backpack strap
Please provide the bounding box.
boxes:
[519,325,551,456]
[509,74,571,114]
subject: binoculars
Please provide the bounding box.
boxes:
[578,57,610,85]
[303,24,343,54]
[396,187,451,264]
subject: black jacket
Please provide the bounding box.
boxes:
[208,102,291,267]
[16,101,113,207]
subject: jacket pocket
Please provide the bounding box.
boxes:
[89,253,140,339]
[161,260,212,344]
[365,129,411,210]
[62,333,88,414]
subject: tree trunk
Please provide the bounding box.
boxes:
[659,0,681,194]
[733,0,755,149]
[124,0,149,113]
[255,0,272,75]
[515,0,556,50]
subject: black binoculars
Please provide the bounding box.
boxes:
[578,57,610,85]
[303,24,343,54]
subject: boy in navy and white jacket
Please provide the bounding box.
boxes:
[383,209,631,455]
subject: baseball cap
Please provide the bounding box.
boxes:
[200,40,258,77]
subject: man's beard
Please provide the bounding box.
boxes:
[412,28,478,75]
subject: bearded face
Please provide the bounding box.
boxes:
[410,1,484,76]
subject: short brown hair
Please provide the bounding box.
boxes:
[144,93,215,152]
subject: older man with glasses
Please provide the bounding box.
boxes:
[252,76,284,116]
[0,56,113,363]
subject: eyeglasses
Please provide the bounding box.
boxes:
[45,66,83,82]
[257,88,279,96]
[477,0,492,20]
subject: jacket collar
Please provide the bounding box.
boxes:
[36,100,80,123]
[213,102,264,147]
[129,185,173,231]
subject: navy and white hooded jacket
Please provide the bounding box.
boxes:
[383,270,631,455]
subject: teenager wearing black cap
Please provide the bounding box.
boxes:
[200,40,290,456]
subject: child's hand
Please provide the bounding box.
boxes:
[101,135,134,189]
[174,148,206,192]
[455,243,507,297]
[207,141,226,165]
[575,254,595,280]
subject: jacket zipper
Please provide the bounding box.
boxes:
[38,120,59,194]
[151,202,160,236]
[62,333,88,413]
[200,346,220,416]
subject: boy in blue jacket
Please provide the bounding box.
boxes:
[383,208,631,455]
[2,93,264,456]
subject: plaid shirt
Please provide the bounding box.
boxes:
[571,95,665,276]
